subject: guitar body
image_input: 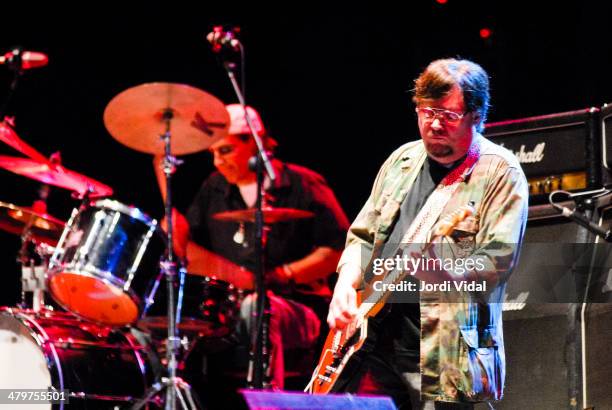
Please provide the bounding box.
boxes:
[308,304,368,394]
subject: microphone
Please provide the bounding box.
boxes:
[206,26,241,53]
[0,49,49,70]
[559,205,612,242]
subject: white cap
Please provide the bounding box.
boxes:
[226,104,265,136]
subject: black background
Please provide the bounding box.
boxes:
[1,1,611,304]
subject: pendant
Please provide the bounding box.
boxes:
[233,222,247,247]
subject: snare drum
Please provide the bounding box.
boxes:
[0,308,157,409]
[139,273,241,339]
[48,200,164,326]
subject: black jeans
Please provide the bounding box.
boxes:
[334,351,474,410]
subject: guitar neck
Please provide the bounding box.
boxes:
[358,261,410,318]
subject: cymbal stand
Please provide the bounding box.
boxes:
[18,186,52,312]
[17,219,45,311]
[132,109,197,410]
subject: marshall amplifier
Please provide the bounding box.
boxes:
[485,108,602,203]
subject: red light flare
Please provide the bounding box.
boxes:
[480,28,492,39]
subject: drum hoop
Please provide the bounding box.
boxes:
[48,208,79,270]
[93,199,157,226]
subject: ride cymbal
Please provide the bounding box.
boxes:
[103,82,229,155]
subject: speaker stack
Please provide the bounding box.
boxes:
[482,109,612,410]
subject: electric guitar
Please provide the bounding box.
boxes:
[306,205,475,394]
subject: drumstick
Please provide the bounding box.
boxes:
[152,155,168,204]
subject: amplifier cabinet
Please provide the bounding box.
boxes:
[485,108,602,203]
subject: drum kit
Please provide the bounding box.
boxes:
[0,82,314,409]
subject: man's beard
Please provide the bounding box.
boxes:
[425,142,454,158]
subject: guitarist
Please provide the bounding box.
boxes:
[325,59,529,409]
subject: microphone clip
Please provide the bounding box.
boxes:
[207,25,241,54]
[4,47,25,73]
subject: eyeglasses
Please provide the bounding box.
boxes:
[415,107,466,123]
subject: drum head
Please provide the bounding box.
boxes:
[49,273,139,326]
[0,313,52,392]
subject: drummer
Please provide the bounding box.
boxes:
[161,104,349,389]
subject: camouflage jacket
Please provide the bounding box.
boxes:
[338,134,529,402]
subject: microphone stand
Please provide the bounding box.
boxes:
[552,188,612,242]
[551,189,611,410]
[0,47,25,121]
[218,49,276,389]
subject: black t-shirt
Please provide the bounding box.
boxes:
[186,161,349,296]
[375,156,460,367]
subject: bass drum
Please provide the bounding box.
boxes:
[0,308,158,409]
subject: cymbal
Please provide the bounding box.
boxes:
[103,82,230,155]
[0,121,49,163]
[0,201,65,244]
[0,155,113,197]
[213,207,314,224]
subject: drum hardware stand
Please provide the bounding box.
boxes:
[17,190,52,312]
[210,27,277,389]
[2,49,52,312]
[133,109,198,410]
[18,227,46,312]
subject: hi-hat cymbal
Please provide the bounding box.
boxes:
[0,201,65,244]
[103,82,230,155]
[0,155,113,197]
[213,207,314,224]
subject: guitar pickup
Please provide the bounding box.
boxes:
[317,375,332,382]
[325,365,337,374]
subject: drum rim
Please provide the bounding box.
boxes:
[93,199,157,226]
